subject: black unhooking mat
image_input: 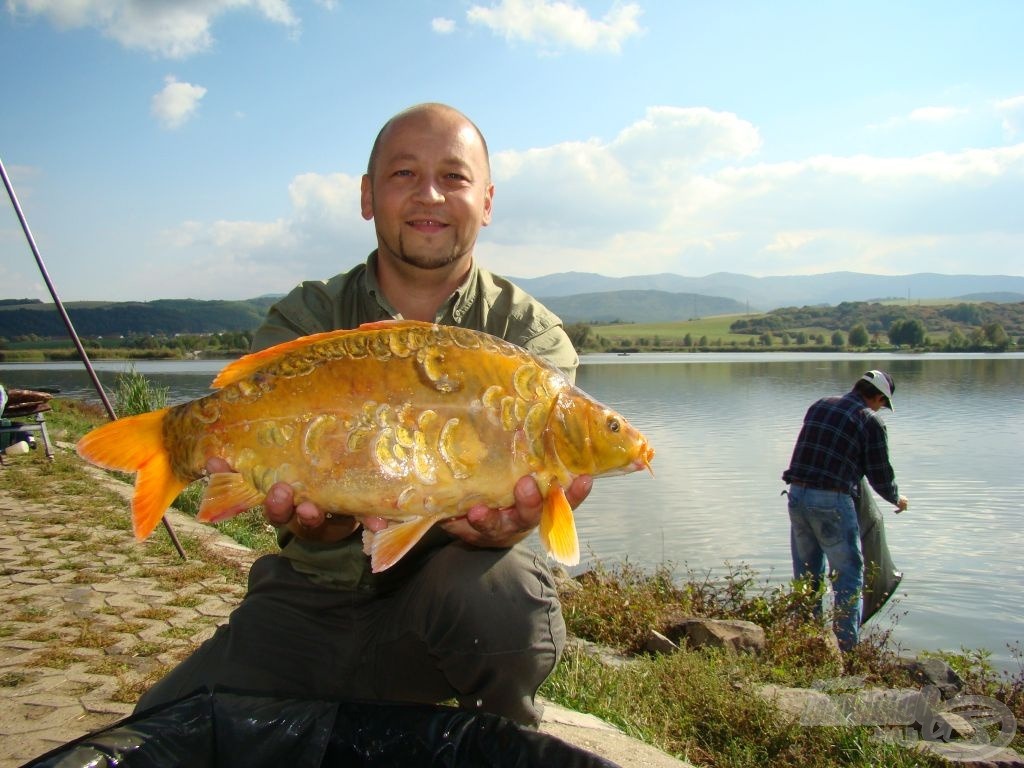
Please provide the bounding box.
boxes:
[21,688,621,768]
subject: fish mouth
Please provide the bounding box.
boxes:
[635,444,655,476]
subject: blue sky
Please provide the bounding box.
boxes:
[2,1,1023,302]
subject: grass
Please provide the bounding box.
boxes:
[8,393,1023,766]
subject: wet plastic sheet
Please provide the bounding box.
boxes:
[22,689,622,768]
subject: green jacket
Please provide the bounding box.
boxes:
[251,252,578,591]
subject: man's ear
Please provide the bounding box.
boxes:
[481,182,494,227]
[360,174,373,221]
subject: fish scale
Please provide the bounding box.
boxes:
[76,320,654,572]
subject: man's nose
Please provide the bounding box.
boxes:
[413,178,445,204]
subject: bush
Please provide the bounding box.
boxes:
[114,365,168,417]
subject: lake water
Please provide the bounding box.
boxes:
[3,352,1022,673]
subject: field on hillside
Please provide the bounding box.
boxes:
[587,313,961,350]
[591,315,749,345]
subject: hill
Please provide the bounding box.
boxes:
[2,271,1023,337]
[508,271,1024,312]
[0,298,278,339]
[542,290,745,324]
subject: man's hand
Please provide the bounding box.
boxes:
[439,474,593,548]
[895,495,909,513]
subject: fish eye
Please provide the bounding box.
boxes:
[607,417,621,433]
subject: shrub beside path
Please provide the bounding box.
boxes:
[0,452,689,768]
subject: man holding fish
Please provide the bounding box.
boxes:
[114,103,652,727]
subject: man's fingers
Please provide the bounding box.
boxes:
[205,457,232,475]
[262,482,296,525]
[294,500,325,528]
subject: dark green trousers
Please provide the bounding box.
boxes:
[135,542,565,727]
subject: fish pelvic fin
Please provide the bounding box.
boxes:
[75,409,187,540]
[539,485,580,567]
[362,515,438,573]
[211,320,435,389]
[198,472,265,524]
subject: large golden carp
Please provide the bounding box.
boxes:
[76,320,654,572]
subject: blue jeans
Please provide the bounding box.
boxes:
[787,485,863,652]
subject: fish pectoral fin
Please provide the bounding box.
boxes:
[197,472,265,524]
[539,486,580,567]
[363,516,438,574]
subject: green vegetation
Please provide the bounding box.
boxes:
[570,300,1023,353]
[0,297,275,338]
[542,559,1024,767]
[3,296,1022,359]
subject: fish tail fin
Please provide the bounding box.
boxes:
[76,409,187,540]
[362,516,437,573]
[539,485,580,566]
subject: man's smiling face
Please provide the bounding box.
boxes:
[361,106,494,272]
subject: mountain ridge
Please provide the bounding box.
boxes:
[1,272,1021,334]
[507,271,1024,312]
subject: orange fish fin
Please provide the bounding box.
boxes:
[76,409,187,540]
[362,515,438,573]
[76,408,169,473]
[132,451,189,540]
[197,472,265,523]
[539,486,580,566]
[211,320,434,389]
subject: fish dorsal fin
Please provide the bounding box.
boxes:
[539,485,580,566]
[212,320,434,389]
[362,515,440,573]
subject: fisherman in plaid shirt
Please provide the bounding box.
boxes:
[783,370,909,652]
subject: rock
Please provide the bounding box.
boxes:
[644,630,679,655]
[662,617,766,654]
[761,680,1020,767]
[898,656,965,699]
[567,637,635,669]
[914,742,1024,767]
[551,565,582,594]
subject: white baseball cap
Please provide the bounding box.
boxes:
[859,370,895,410]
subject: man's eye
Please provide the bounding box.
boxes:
[393,169,414,178]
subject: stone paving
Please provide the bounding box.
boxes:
[0,459,254,766]
[0,454,690,768]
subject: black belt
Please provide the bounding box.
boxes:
[790,480,848,494]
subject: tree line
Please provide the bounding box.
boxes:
[727,300,1021,351]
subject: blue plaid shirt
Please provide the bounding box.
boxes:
[782,390,900,504]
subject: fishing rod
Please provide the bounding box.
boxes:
[1,155,187,560]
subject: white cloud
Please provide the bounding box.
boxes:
[5,0,300,58]
[467,0,642,53]
[151,76,207,129]
[996,95,1024,139]
[431,17,456,34]
[133,107,1024,297]
[155,171,372,297]
[907,106,967,122]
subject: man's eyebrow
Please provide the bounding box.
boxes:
[383,152,473,171]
